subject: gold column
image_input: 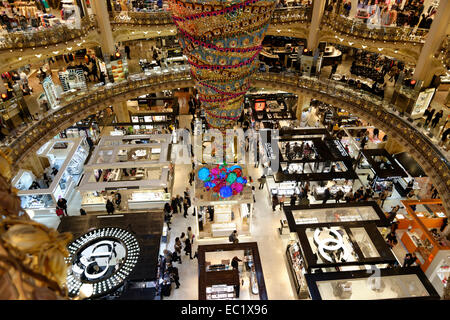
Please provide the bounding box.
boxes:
[307,0,326,51]
[295,95,311,121]
[413,0,450,87]
[113,101,131,123]
[384,137,406,155]
[91,0,116,56]
[21,154,46,178]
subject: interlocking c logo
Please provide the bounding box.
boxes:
[79,240,117,280]
[313,228,351,263]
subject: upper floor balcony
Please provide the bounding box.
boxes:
[0,15,97,52]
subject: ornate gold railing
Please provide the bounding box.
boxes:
[322,11,429,44]
[110,10,172,26]
[1,67,191,163]
[0,15,98,51]
[110,6,312,27]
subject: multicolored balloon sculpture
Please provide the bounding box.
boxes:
[168,0,277,132]
[197,164,248,198]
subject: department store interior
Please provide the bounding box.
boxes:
[0,0,449,302]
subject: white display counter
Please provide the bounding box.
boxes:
[127,190,171,210]
[211,222,237,238]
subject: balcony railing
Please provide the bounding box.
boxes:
[269,6,312,24]
[322,11,428,44]
[0,15,98,51]
[110,10,173,26]
[1,66,191,158]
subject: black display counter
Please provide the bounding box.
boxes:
[197,242,268,300]
[305,267,440,300]
[359,148,408,193]
[58,211,164,299]
[294,222,397,272]
[283,201,391,231]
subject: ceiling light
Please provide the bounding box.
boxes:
[67,47,72,51]
[53,51,59,55]
[35,54,42,58]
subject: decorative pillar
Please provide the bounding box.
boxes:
[90,0,115,56]
[22,154,45,178]
[349,0,358,19]
[413,0,450,87]
[307,0,326,51]
[295,95,311,120]
[113,101,130,123]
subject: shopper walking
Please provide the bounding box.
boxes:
[431,110,443,129]
[187,226,194,244]
[173,237,183,264]
[189,170,195,186]
[114,191,122,210]
[164,209,172,230]
[176,194,183,213]
[290,194,297,207]
[272,194,279,211]
[184,188,191,207]
[231,256,242,270]
[380,189,388,208]
[403,253,417,267]
[167,262,180,289]
[388,205,401,222]
[106,199,115,215]
[79,208,87,216]
[322,188,331,204]
[57,196,68,216]
[183,199,189,218]
[229,230,239,244]
[258,174,266,189]
[184,237,193,259]
[335,189,344,203]
[329,60,338,79]
[424,108,435,126]
[171,197,178,214]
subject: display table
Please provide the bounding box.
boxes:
[81,193,106,212]
[211,223,237,238]
[127,191,170,210]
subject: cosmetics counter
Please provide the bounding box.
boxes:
[198,243,267,300]
[396,200,450,294]
[286,241,310,299]
[305,267,440,300]
[12,138,88,218]
[359,149,408,193]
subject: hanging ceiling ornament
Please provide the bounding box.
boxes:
[168,0,277,132]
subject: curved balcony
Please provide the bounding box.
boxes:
[1,69,449,214]
[321,11,428,44]
[0,15,98,51]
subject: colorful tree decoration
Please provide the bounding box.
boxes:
[197,164,248,198]
[168,0,277,132]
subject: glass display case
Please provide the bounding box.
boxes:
[19,194,54,210]
[81,191,107,212]
[291,206,381,225]
[286,241,309,298]
[315,274,431,300]
[127,190,171,210]
[12,170,35,190]
[206,285,235,300]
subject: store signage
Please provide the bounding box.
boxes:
[65,227,140,298]
[313,228,351,263]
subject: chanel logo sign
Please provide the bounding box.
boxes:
[65,228,140,298]
[313,228,351,263]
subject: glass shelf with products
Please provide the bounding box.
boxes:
[206,285,235,300]
[286,241,310,299]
